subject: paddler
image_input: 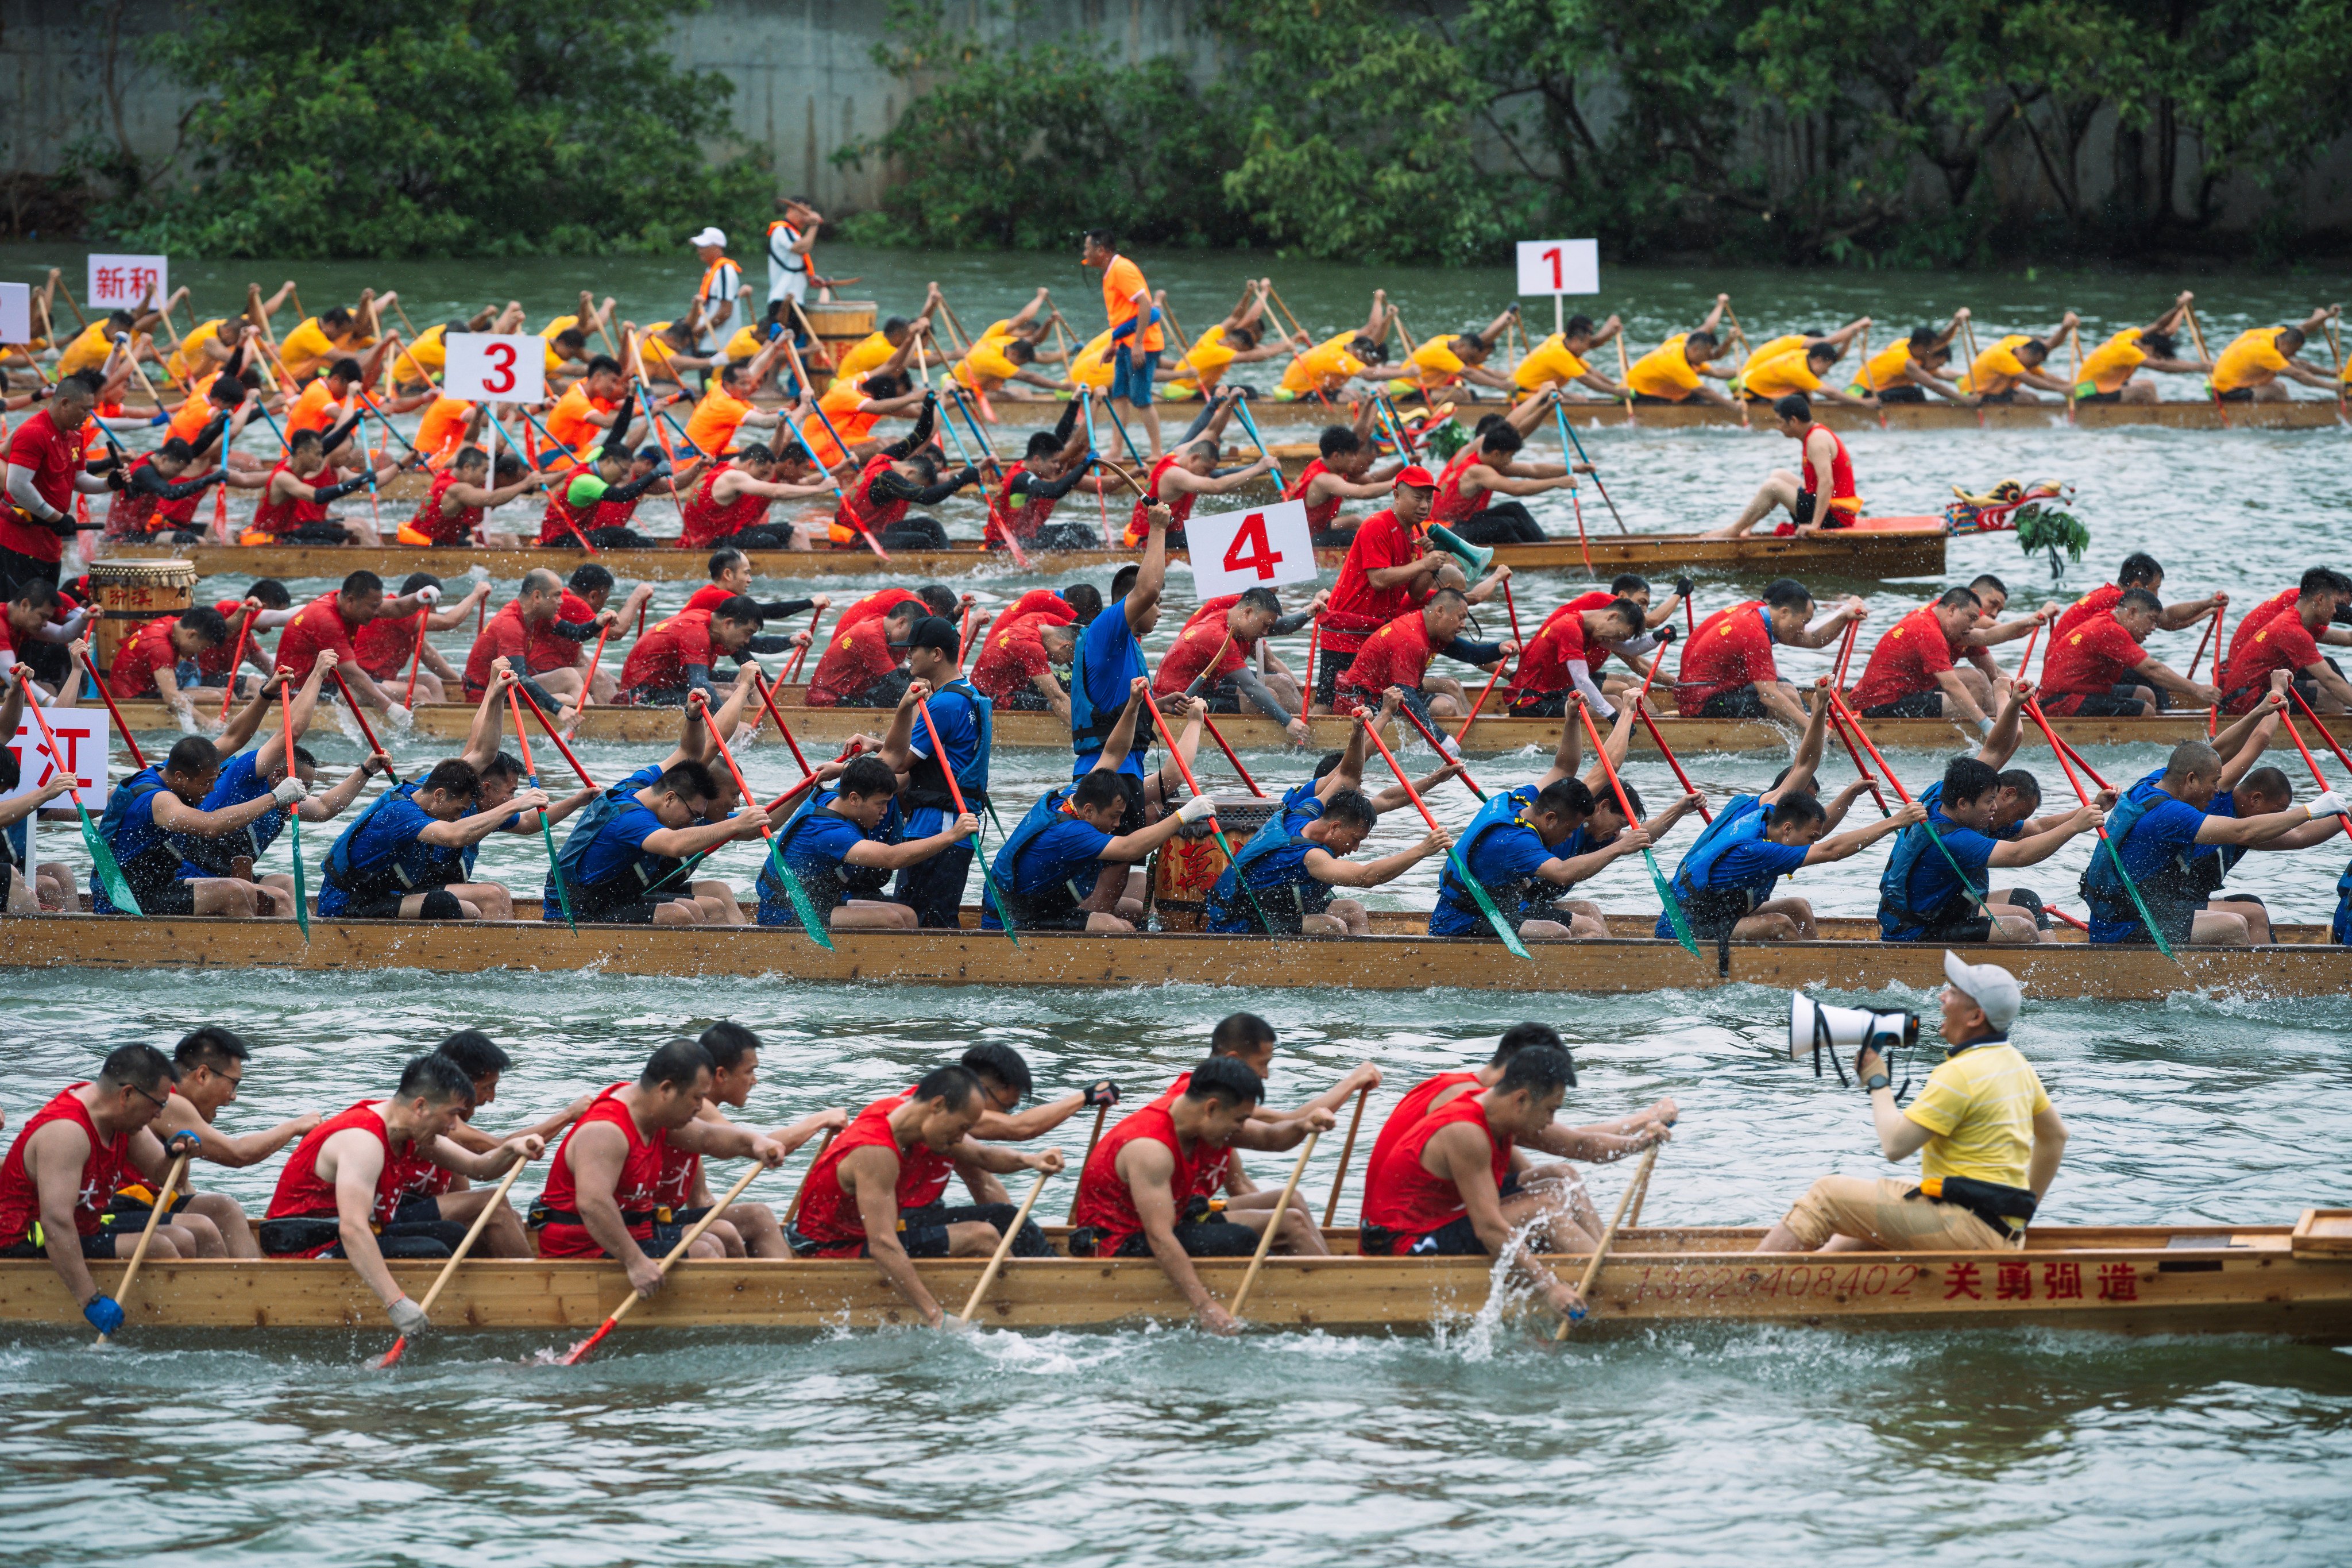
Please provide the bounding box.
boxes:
[530,1038,785,1295]
[103,601,233,718]
[1426,400,1591,546]
[1067,1056,1335,1334]
[1875,755,2111,945]
[804,585,964,708]
[2218,571,2352,714]
[1206,784,1450,935]
[1389,308,1521,401]
[873,618,995,928]
[0,1045,219,1337]
[1158,279,1300,399]
[1080,227,1167,459]
[3,373,127,590]
[801,369,930,470]
[1276,289,1394,401]
[760,746,976,932]
[615,596,768,707]
[1757,955,2064,1254]
[1846,586,2001,729]
[1738,320,1881,411]
[1118,391,1273,549]
[90,733,308,918]
[275,294,394,384]
[119,1026,322,1258]
[787,1064,1064,1328]
[1673,577,1867,725]
[1707,393,1864,539]
[273,569,442,719]
[1957,314,2081,403]
[1503,592,1648,719]
[1151,586,1323,744]
[829,393,977,551]
[1068,503,1173,781]
[832,284,941,383]
[2040,587,2220,717]
[1513,313,1627,401]
[1848,312,1974,404]
[1335,586,1519,724]
[1315,465,1458,708]
[661,1025,841,1257]
[1364,1023,1674,1249]
[1624,296,1739,408]
[1283,418,1395,548]
[1356,1042,1598,1310]
[548,756,763,926]
[315,747,556,924]
[986,403,1106,553]
[396,442,540,549]
[260,1053,541,1339]
[2210,307,2343,402]
[2071,292,2210,404]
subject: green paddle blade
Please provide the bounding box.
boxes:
[968,819,1020,948]
[77,801,142,917]
[762,834,836,951]
[1446,844,1532,961]
[540,814,577,934]
[1919,822,1992,922]
[287,812,310,943]
[2098,831,2180,965]
[1644,848,1701,957]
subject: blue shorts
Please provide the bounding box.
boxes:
[1110,345,1158,404]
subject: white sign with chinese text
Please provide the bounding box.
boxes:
[1185,499,1318,597]
[442,333,546,404]
[87,254,169,310]
[7,704,115,879]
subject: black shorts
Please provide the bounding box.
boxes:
[1901,914,1996,945]
[1110,1218,1261,1258]
[134,879,199,917]
[278,523,361,545]
[1876,385,1926,404]
[1310,524,1359,549]
[2216,387,2255,403]
[1507,689,1571,718]
[1400,1215,1488,1257]
[1862,691,1944,719]
[835,670,913,709]
[1696,685,1771,719]
[1978,390,2019,405]
[1,1212,135,1258]
[998,687,1052,712]
[333,887,467,920]
[1200,677,1246,715]
[890,1202,1052,1259]
[2052,693,2145,718]
[566,886,673,925]
[256,1216,469,1259]
[1314,647,1358,709]
[1629,392,1689,405]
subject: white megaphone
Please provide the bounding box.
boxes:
[1788,991,1919,1086]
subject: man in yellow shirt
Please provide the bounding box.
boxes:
[1081,227,1164,457]
[2069,292,2208,404]
[1390,307,1517,401]
[1626,295,1739,408]
[277,290,392,383]
[1513,313,1625,401]
[835,283,942,383]
[1161,280,1300,399]
[1957,314,2079,403]
[1741,320,1880,411]
[1273,287,1395,401]
[1846,311,1972,404]
[2210,306,2340,401]
[1757,952,2067,1253]
[682,339,790,457]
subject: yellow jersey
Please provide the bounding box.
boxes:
[57,322,129,377]
[2075,330,2146,395]
[723,324,766,362]
[1168,325,1238,396]
[1904,1042,2050,1211]
[1069,330,1115,392]
[1398,337,1465,387]
[1743,334,1806,370]
[1959,335,2033,395]
[1849,340,1915,395]
[165,318,226,384]
[540,313,588,374]
[1281,333,1366,396]
[398,324,448,384]
[2211,328,2290,393]
[1740,348,1821,399]
[1512,334,1589,395]
[1627,335,1701,400]
[835,330,895,381]
[954,334,1025,392]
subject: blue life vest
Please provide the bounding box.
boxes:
[982,786,1094,928]
[1876,808,1983,940]
[903,679,994,810]
[1206,818,1331,934]
[173,750,286,878]
[2333,856,2352,945]
[549,780,685,917]
[1067,609,1147,770]
[94,767,181,911]
[2081,781,2199,937]
[760,791,898,911]
[320,782,466,909]
[1434,786,1548,921]
[1664,791,1771,918]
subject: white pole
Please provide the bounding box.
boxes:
[1555,295,1565,337]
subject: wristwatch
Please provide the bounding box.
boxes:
[1862,1069,1891,1092]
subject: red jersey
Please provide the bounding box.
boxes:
[1067,1100,1215,1257]
[683,582,735,616]
[1511,603,1601,698]
[534,590,597,676]
[402,469,482,547]
[791,1093,957,1257]
[264,1101,431,1255]
[971,609,1060,701]
[1359,1071,1484,1225]
[618,608,717,696]
[843,587,922,630]
[805,612,902,706]
[1428,446,1482,526]
[2222,607,2320,709]
[2229,588,2298,667]
[199,598,269,681]
[0,408,86,565]
[834,453,908,549]
[678,463,770,551]
[248,461,329,539]
[1324,509,1431,654]
[1152,608,1250,698]
[1360,1093,1509,1254]
[987,461,1063,547]
[275,592,364,677]
[354,605,425,681]
[1284,458,1345,532]
[464,600,562,698]
[982,590,1072,651]
[536,1087,670,1257]
[1336,608,1444,700]
[2040,612,2148,703]
[1675,600,1777,714]
[539,474,601,546]
[107,454,204,536]
[1123,456,1197,547]
[0,1086,135,1248]
[1848,605,1959,709]
[2052,582,2125,641]
[1144,1072,1232,1199]
[107,616,181,698]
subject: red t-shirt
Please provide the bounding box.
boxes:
[275,592,364,675]
[2041,612,2146,699]
[2228,588,2297,667]
[107,616,181,698]
[354,606,426,681]
[843,586,922,630]
[464,600,562,698]
[1335,608,1440,698]
[2221,608,2320,710]
[1151,607,1249,698]
[199,598,269,681]
[683,582,736,616]
[1848,605,1958,709]
[619,608,716,696]
[1511,602,1601,697]
[971,609,1059,700]
[2052,582,2124,640]
[979,589,1072,654]
[0,408,86,564]
[1324,509,1429,653]
[1675,601,1778,713]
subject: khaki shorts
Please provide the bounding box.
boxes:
[1779,1175,2018,1251]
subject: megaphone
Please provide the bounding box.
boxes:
[1788,991,1919,1086]
[1427,524,1493,578]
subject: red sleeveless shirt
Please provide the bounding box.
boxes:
[1068,1100,1216,1256]
[265,1101,432,1252]
[679,463,772,550]
[791,1092,957,1257]
[0,1086,135,1248]
[1360,1092,1509,1254]
[536,1086,673,1257]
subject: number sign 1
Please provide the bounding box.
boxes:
[1185,499,1318,597]
[443,333,546,404]
[1514,240,1600,297]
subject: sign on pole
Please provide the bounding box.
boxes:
[87,253,169,311]
[442,333,546,405]
[6,703,114,880]
[1185,499,1318,597]
[0,282,29,346]
[1515,239,1600,334]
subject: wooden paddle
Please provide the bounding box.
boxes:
[1553,1138,1659,1338]
[1229,1129,1318,1318]
[559,1157,770,1365]
[376,1145,536,1368]
[1065,1104,1109,1223]
[954,1165,1055,1327]
[784,1128,837,1226]
[98,1138,195,1345]
[1321,1084,1371,1226]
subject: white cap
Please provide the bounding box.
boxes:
[1942,950,2023,1032]
[689,227,727,249]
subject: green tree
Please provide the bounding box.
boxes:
[94,0,768,258]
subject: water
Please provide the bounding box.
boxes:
[7,245,2352,1562]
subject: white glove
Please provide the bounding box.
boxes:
[2308,790,2346,820]
[271,776,308,806]
[387,1297,430,1335]
[1177,794,1218,824]
[416,585,442,605]
[1439,736,1463,762]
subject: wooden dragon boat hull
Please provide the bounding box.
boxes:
[3,1218,2346,1337]
[102,696,2261,756]
[3,910,2345,998]
[98,523,1947,585]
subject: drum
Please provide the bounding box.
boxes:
[88,557,198,670]
[799,300,876,391]
[1148,795,1280,932]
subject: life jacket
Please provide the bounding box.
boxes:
[832,453,903,547]
[901,679,992,812]
[1665,793,1772,923]
[172,754,287,878]
[2082,781,2200,937]
[1875,808,1982,940]
[1123,455,1193,546]
[1205,818,1331,934]
[321,782,466,907]
[1065,615,1144,762]
[762,792,897,910]
[1284,457,1344,532]
[398,469,481,547]
[94,767,183,912]
[549,778,684,916]
[982,787,1094,929]
[1434,786,1552,924]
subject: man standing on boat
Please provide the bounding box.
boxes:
[1080,229,1164,461]
[1757,955,2064,1254]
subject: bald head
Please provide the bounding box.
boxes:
[2162,740,2222,785]
[520,567,563,598]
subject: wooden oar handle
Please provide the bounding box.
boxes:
[955,1164,1055,1327]
[411,1147,536,1320]
[1229,1129,1319,1318]
[102,1150,192,1344]
[601,1157,770,1332]
[1555,1139,1660,1340]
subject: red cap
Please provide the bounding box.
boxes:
[1394,465,1437,489]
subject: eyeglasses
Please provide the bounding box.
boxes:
[126,1083,169,1114]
